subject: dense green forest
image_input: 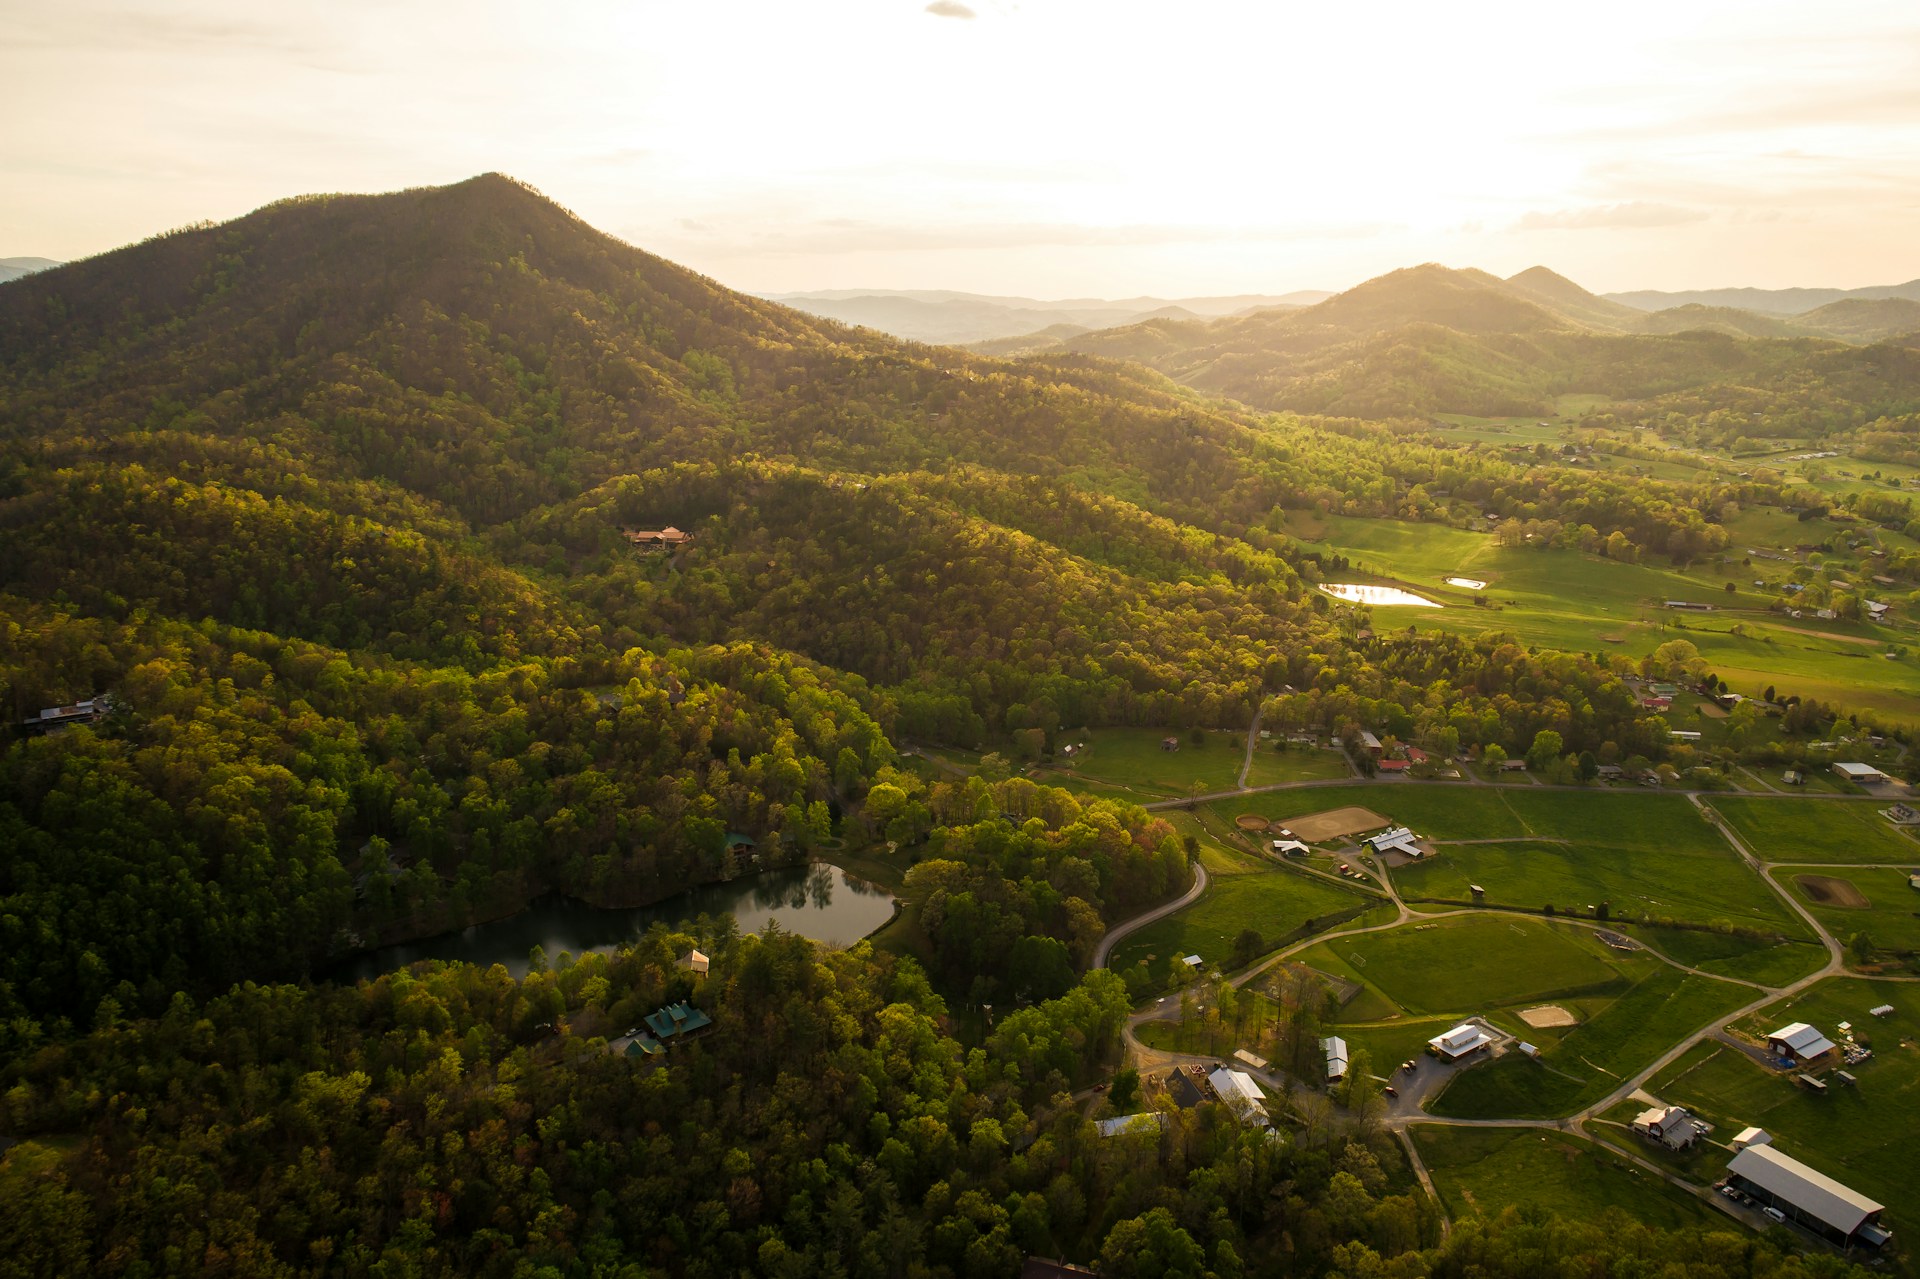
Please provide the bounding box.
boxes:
[0,176,1904,1274]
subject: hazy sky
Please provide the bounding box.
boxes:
[4,0,1918,296]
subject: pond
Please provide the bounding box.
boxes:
[332,862,897,982]
[1320,583,1441,608]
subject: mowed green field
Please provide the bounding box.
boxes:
[1108,863,1376,984]
[1429,966,1756,1119]
[1771,867,1920,958]
[1397,837,1805,936]
[1412,1126,1722,1230]
[1620,923,1827,987]
[1030,726,1250,797]
[1651,979,1920,1235]
[1241,745,1353,787]
[1287,513,1920,719]
[1294,915,1631,1017]
[1709,797,1920,864]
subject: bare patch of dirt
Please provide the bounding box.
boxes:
[1519,1004,1579,1029]
[1796,874,1870,908]
[1288,806,1391,842]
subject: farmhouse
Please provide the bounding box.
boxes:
[1377,758,1409,773]
[1207,1068,1270,1125]
[1427,1022,1494,1061]
[1724,1145,1890,1247]
[1833,762,1890,784]
[644,1001,714,1044]
[624,525,693,551]
[1498,759,1527,772]
[1731,1127,1771,1151]
[1322,1036,1350,1083]
[1767,1021,1838,1066]
[1365,827,1423,858]
[1632,1104,1704,1150]
[1595,763,1625,780]
[1165,1070,1207,1110]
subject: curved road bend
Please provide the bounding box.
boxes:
[1092,864,1210,970]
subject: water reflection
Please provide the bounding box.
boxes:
[332,862,895,982]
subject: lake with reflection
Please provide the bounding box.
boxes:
[333,862,896,981]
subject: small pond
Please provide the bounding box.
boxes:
[333,862,896,982]
[1320,583,1441,608]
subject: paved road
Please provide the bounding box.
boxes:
[1091,863,1210,969]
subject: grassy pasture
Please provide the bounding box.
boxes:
[1294,915,1630,1018]
[1395,835,1805,936]
[1651,978,1920,1236]
[1288,513,1920,718]
[1108,867,1374,985]
[1619,923,1827,987]
[1412,1126,1721,1229]
[1241,745,1352,787]
[1428,966,1754,1119]
[1030,726,1249,797]
[1710,797,1920,864]
[1771,866,1920,958]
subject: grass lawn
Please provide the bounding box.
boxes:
[1031,727,1249,797]
[1770,866,1920,959]
[1618,923,1827,987]
[1395,831,1806,936]
[1709,797,1920,865]
[1412,1126,1721,1230]
[1650,978,1920,1237]
[1293,915,1632,1018]
[1241,745,1353,787]
[1337,1016,1462,1073]
[1429,967,1755,1119]
[1108,867,1375,985]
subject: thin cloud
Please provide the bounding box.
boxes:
[925,1,976,18]
[1512,202,1709,232]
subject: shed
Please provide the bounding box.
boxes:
[1731,1126,1771,1151]
[1517,1042,1540,1059]
[678,949,710,976]
[1358,731,1383,758]
[1321,1036,1350,1082]
[1234,1048,1269,1071]
[1180,954,1204,970]
[1870,1004,1895,1018]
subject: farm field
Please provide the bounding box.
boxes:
[1294,915,1635,1018]
[1708,797,1920,864]
[1108,865,1377,985]
[1241,746,1353,787]
[1650,979,1920,1236]
[1427,966,1754,1119]
[1029,726,1250,797]
[1411,1126,1722,1230]
[1618,923,1827,987]
[1771,866,1920,958]
[1285,513,1920,718]
[1395,834,1807,935]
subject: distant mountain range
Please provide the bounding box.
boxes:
[1604,279,1920,315]
[0,256,60,284]
[1040,262,1920,419]
[762,287,1333,346]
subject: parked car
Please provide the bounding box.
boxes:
[1400,1059,1417,1073]
[1382,1086,1398,1098]
[1762,1207,1787,1224]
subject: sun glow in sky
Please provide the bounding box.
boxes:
[4,0,1919,296]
